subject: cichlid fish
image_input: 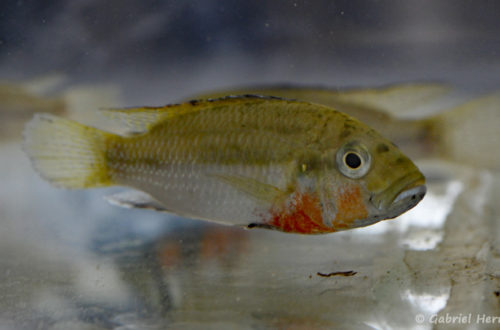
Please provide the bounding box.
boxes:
[194,84,500,170]
[23,95,426,234]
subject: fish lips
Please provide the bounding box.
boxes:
[383,184,426,219]
[370,171,426,219]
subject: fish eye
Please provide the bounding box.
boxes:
[344,152,362,169]
[336,142,371,179]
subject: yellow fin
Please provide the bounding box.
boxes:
[23,114,115,188]
[211,173,285,202]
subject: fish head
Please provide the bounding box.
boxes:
[318,126,426,230]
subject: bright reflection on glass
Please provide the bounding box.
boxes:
[401,180,463,228]
[405,289,450,315]
[401,228,443,251]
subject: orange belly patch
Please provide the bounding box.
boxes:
[332,184,369,229]
[266,184,369,234]
[268,192,334,234]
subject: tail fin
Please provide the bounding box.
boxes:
[23,113,115,188]
[430,92,500,170]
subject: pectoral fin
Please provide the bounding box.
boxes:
[211,174,287,203]
[105,190,170,212]
[319,181,337,228]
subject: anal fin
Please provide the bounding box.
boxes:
[105,190,170,212]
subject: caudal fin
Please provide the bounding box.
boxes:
[430,92,500,170]
[23,113,115,188]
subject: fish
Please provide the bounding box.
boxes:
[0,76,121,141]
[0,80,65,141]
[193,84,500,170]
[23,95,426,234]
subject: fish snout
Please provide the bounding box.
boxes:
[370,171,426,219]
[391,184,426,211]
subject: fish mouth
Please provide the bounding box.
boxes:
[370,170,426,218]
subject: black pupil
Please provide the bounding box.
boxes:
[345,153,362,169]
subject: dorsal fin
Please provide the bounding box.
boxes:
[192,83,452,118]
[100,107,171,133]
[100,95,292,133]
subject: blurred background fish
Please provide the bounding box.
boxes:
[0,76,121,141]
[0,76,65,140]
